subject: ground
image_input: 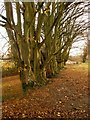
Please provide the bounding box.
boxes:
[1,63,89,119]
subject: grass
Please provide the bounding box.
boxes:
[1,61,18,77]
[2,63,88,101]
[67,62,88,70]
[2,75,23,101]
[2,63,88,119]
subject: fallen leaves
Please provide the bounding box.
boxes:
[2,64,89,119]
[57,112,61,117]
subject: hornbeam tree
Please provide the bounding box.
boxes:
[0,1,88,93]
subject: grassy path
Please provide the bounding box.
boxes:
[2,63,89,119]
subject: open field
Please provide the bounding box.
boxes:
[2,63,89,119]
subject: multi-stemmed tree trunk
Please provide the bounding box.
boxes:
[0,2,87,93]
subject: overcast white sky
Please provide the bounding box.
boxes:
[0,26,86,57]
[69,40,86,56]
[0,1,88,57]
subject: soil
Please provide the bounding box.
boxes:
[1,64,89,119]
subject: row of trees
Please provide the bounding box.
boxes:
[0,1,88,92]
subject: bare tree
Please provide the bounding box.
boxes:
[0,1,88,93]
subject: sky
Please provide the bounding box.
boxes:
[0,27,86,57]
[69,40,86,56]
[0,27,9,56]
[0,2,88,57]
